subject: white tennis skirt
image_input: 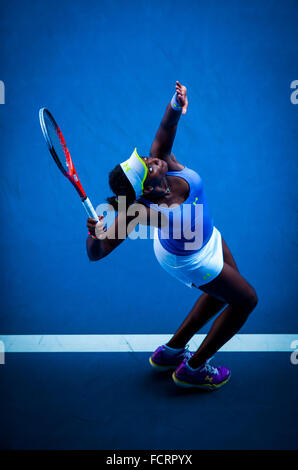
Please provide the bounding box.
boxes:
[153,226,224,289]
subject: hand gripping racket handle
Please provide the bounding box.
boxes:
[82,197,99,221]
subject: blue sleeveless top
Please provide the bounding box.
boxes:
[139,167,214,256]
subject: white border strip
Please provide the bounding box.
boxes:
[0,334,297,353]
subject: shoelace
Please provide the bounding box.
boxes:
[200,358,219,375]
[177,347,218,373]
[182,345,193,361]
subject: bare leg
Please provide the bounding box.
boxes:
[167,293,226,349]
[166,237,241,350]
[188,262,258,369]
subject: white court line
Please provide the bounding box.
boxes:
[0,334,297,352]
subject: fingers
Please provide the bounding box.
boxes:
[87,220,105,230]
[175,81,188,114]
[175,81,186,93]
[176,83,182,94]
[95,220,106,239]
[176,83,183,97]
[86,216,106,239]
[87,215,103,224]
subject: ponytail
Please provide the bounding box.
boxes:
[106,195,119,211]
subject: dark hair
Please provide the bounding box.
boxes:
[107,164,136,211]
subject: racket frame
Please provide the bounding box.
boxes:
[39,107,99,221]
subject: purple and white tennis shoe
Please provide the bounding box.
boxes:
[149,344,193,370]
[172,357,231,390]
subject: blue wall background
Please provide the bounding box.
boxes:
[0,0,297,335]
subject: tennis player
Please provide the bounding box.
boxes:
[86,81,258,390]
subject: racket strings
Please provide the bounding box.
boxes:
[40,108,86,199]
[45,114,70,174]
[56,126,73,174]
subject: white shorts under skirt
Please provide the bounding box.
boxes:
[153,226,224,289]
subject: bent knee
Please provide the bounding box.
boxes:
[250,287,258,308]
[241,287,258,312]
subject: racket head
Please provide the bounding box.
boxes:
[39,108,86,199]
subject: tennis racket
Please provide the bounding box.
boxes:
[39,107,99,221]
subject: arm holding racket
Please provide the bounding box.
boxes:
[86,209,145,261]
[86,217,119,261]
[86,226,104,261]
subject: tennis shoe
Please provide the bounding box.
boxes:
[149,344,193,370]
[172,357,231,390]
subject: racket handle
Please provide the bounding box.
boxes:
[82,197,99,221]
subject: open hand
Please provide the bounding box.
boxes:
[175,81,188,115]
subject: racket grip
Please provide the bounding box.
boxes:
[82,197,99,221]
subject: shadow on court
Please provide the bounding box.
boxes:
[0,352,297,450]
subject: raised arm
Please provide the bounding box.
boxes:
[150,81,188,163]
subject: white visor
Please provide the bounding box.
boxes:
[120,148,148,199]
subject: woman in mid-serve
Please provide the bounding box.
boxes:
[86,81,258,390]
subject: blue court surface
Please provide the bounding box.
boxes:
[0,0,298,450]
